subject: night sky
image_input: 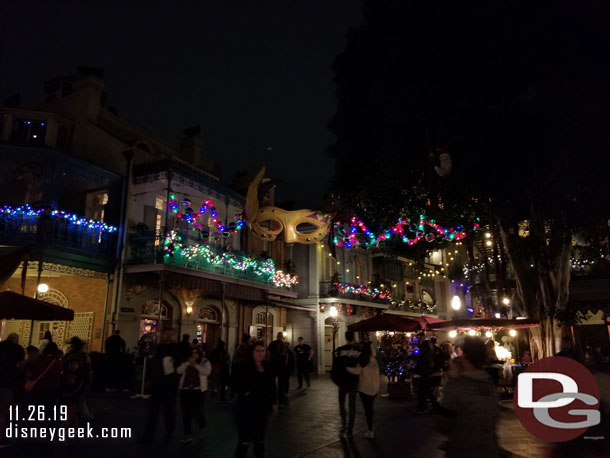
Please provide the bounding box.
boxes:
[1,0,363,208]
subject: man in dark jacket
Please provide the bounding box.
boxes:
[331,331,361,436]
[142,328,181,442]
[0,333,25,446]
[267,332,292,406]
[105,330,126,391]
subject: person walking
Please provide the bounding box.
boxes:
[330,331,362,436]
[231,340,277,458]
[439,336,500,458]
[142,328,181,442]
[63,336,93,420]
[105,330,126,392]
[414,333,439,414]
[176,347,211,443]
[294,337,313,389]
[347,341,380,438]
[211,338,230,402]
[267,332,291,406]
[25,342,62,410]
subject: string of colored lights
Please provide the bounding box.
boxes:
[335,282,391,301]
[168,194,244,239]
[0,204,117,232]
[164,231,298,288]
[332,215,479,248]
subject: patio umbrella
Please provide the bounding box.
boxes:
[348,313,419,332]
[412,315,445,330]
[0,291,74,321]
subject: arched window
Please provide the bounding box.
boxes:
[141,300,169,318]
[198,306,219,323]
[38,289,69,308]
[255,311,273,327]
[421,290,434,305]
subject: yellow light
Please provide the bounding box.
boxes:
[329,306,338,318]
[337,261,341,265]
[392,284,397,288]
[502,297,510,305]
[186,305,193,315]
[346,269,350,273]
[321,244,324,248]
[485,232,492,238]
[451,296,462,310]
[406,332,412,337]
[448,330,457,338]
[37,283,49,293]
[282,331,288,338]
[380,284,385,288]
[375,331,382,337]
[486,240,493,246]
[357,276,360,279]
[485,331,492,338]
[328,253,332,257]
[468,329,476,336]
[509,329,517,337]
[495,313,501,319]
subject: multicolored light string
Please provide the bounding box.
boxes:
[335,282,390,301]
[164,231,298,288]
[332,215,479,248]
[168,194,244,240]
[0,204,117,232]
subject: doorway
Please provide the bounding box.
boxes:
[324,325,333,370]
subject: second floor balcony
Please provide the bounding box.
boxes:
[0,206,118,260]
[127,230,298,291]
[320,280,391,305]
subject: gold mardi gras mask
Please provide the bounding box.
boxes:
[245,167,331,244]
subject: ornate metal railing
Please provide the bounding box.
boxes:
[127,230,297,290]
[0,212,117,257]
[319,281,390,304]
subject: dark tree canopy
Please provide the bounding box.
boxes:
[328,0,610,353]
[328,0,610,232]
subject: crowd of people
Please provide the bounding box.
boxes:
[2,326,608,457]
[0,331,94,447]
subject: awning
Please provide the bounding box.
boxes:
[0,291,74,321]
[348,313,420,332]
[412,315,446,330]
[429,318,538,330]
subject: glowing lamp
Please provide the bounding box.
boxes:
[37,283,49,294]
[495,313,501,319]
[468,329,476,336]
[502,297,510,306]
[451,295,462,311]
[329,305,338,318]
[509,329,517,337]
[448,330,457,338]
[485,331,492,338]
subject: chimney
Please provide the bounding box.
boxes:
[179,125,216,175]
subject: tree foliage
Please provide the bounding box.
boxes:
[328,0,610,355]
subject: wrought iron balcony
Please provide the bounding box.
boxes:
[319,281,391,304]
[127,229,298,290]
[0,211,118,258]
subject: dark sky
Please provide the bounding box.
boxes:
[0,0,363,208]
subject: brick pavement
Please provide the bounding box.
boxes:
[3,375,556,458]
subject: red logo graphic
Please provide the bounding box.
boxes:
[514,356,600,442]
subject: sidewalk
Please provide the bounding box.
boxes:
[4,375,552,458]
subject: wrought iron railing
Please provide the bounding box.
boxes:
[0,212,117,257]
[319,281,390,304]
[127,230,296,290]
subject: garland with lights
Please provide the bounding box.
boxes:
[0,204,117,232]
[335,282,391,301]
[332,215,479,249]
[164,231,298,288]
[167,194,244,240]
[392,299,437,314]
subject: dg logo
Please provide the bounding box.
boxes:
[515,356,601,442]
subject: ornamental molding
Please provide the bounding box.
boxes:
[20,261,107,279]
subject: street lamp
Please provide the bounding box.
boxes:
[329,305,339,352]
[37,283,49,294]
[502,297,511,306]
[451,295,462,311]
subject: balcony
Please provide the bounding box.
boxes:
[127,230,298,291]
[320,281,390,305]
[0,211,118,261]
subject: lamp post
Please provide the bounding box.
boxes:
[329,305,339,352]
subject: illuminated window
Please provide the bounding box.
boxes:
[95,193,109,206]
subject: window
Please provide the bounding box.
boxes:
[95,192,109,206]
[12,119,47,146]
[255,312,273,327]
[198,306,219,322]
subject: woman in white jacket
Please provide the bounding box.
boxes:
[176,347,212,443]
[347,341,380,438]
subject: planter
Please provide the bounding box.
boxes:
[387,380,412,399]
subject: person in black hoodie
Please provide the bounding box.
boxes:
[142,328,181,442]
[231,340,277,458]
[331,331,362,436]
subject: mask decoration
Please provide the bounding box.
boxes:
[246,167,331,244]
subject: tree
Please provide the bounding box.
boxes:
[327,0,610,357]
